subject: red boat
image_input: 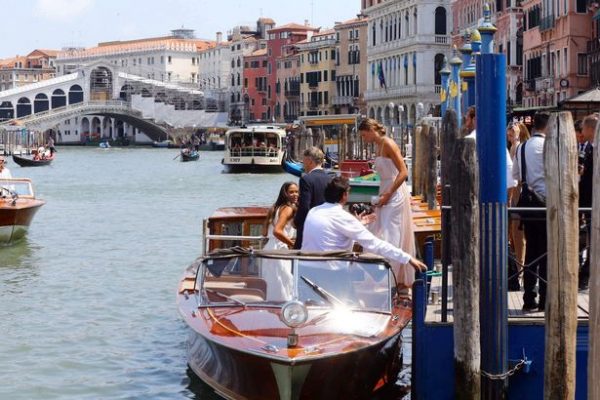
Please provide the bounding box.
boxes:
[0,178,45,244]
[177,207,412,400]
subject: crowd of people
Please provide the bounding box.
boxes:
[463,109,597,312]
[262,118,427,296]
[261,111,597,308]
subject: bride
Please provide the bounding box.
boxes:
[263,182,298,301]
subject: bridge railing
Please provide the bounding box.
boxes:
[0,100,135,127]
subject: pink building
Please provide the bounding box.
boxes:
[522,0,593,107]
[266,23,319,122]
[452,0,524,107]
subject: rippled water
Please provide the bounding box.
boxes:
[0,147,292,399]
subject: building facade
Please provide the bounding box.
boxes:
[267,23,320,121]
[228,20,272,124]
[362,0,452,130]
[296,29,338,117]
[334,16,369,115]
[244,48,269,121]
[55,29,215,86]
[197,32,230,113]
[522,0,592,107]
[452,0,524,109]
[0,49,57,92]
[275,45,302,122]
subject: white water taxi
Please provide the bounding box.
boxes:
[222,125,287,173]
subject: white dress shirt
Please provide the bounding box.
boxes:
[512,134,546,198]
[301,202,411,264]
[466,129,516,188]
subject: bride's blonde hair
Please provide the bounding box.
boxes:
[358,118,386,136]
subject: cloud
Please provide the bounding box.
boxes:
[34,0,94,21]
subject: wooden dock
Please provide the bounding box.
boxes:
[425,269,590,323]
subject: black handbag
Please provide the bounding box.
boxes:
[515,140,545,220]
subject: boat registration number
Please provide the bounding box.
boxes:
[230,158,240,162]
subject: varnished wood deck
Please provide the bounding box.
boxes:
[425,266,590,324]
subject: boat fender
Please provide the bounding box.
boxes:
[252,158,255,165]
[221,158,224,164]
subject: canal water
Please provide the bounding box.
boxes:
[0,148,293,399]
[0,147,411,399]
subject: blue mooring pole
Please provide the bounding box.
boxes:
[476,52,508,399]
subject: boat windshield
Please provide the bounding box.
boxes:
[200,255,392,313]
[0,179,34,198]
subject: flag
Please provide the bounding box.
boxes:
[377,62,386,90]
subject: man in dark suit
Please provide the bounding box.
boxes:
[293,147,331,249]
[578,113,597,290]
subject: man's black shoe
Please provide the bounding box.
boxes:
[579,280,589,291]
[522,301,538,312]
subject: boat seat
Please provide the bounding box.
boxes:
[206,287,266,302]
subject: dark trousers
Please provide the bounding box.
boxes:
[523,219,547,306]
[579,220,591,285]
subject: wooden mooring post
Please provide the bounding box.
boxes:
[543,112,579,399]
[450,135,481,399]
[589,118,600,399]
[440,110,460,321]
[412,124,424,196]
[425,124,438,209]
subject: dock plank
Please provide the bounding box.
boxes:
[424,270,590,324]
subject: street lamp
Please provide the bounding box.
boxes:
[388,102,396,138]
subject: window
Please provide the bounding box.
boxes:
[577,53,587,75]
[576,0,586,12]
[168,56,172,64]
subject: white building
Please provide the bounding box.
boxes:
[362,0,452,129]
[198,32,231,112]
[55,29,215,86]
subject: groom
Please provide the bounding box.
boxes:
[293,147,331,249]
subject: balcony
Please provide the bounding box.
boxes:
[525,79,536,91]
[308,82,319,89]
[285,89,300,97]
[539,14,555,32]
[588,38,600,55]
[332,95,354,105]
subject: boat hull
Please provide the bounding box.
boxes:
[222,161,284,173]
[12,154,54,167]
[187,328,402,400]
[0,199,44,244]
[181,152,200,162]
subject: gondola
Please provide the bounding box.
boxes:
[12,153,54,167]
[181,149,200,162]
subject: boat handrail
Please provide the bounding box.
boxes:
[205,234,267,241]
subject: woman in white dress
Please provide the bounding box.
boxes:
[263,182,299,300]
[358,118,416,291]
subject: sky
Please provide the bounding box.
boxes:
[1,0,360,59]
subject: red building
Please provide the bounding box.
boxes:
[266,23,319,122]
[244,48,269,122]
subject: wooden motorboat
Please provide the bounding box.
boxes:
[12,153,54,167]
[178,207,412,400]
[181,149,200,162]
[0,178,45,244]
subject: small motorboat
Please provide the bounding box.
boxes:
[181,149,200,162]
[177,207,412,400]
[0,178,45,244]
[283,158,304,177]
[12,152,54,167]
[99,141,111,149]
